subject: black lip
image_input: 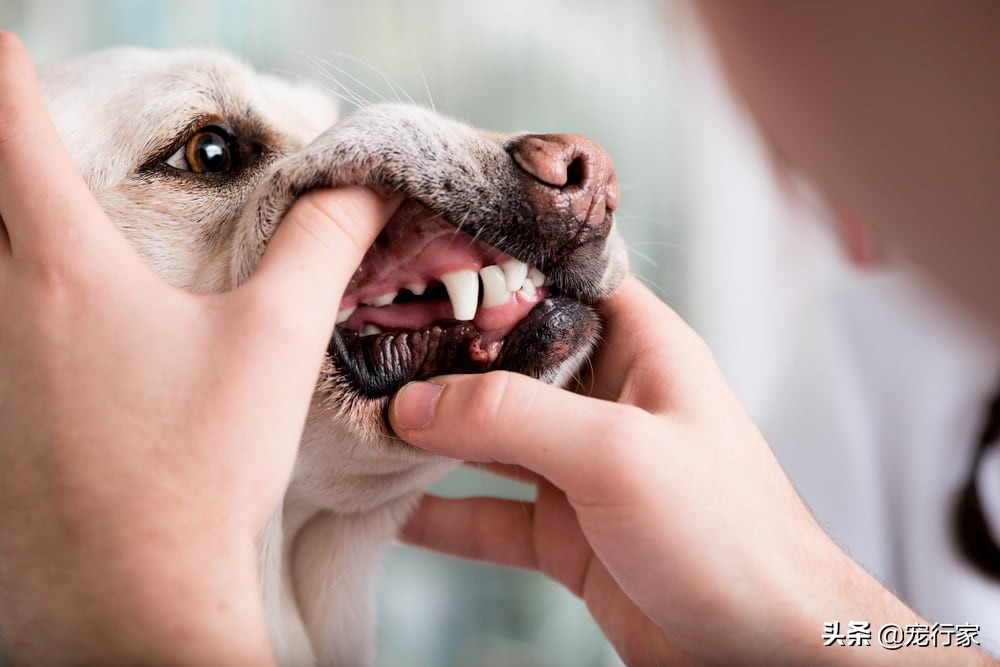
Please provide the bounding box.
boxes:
[328,296,598,399]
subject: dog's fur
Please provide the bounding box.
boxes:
[18,47,626,666]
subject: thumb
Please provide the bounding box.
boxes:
[389,371,654,501]
[241,187,403,328]
[0,32,117,261]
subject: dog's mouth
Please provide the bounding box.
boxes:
[328,199,599,398]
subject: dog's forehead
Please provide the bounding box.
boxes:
[39,47,337,189]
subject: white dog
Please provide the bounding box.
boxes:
[18,47,625,666]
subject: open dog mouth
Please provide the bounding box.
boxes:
[328,199,598,397]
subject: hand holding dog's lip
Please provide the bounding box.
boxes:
[390,275,952,667]
[13,42,624,663]
[0,33,398,666]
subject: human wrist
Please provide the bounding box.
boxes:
[776,543,992,667]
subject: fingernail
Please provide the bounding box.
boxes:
[393,381,444,431]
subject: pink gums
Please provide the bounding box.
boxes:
[338,200,543,337]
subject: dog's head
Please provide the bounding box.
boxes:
[39,47,627,510]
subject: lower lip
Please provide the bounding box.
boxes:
[327,296,595,399]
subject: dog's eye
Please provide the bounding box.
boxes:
[165,126,235,174]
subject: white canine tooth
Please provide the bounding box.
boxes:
[500,259,529,292]
[361,324,383,337]
[527,267,546,287]
[362,291,398,307]
[440,269,479,321]
[405,282,427,296]
[519,278,537,298]
[479,265,510,309]
[336,306,356,324]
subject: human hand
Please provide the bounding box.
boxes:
[390,276,993,666]
[0,33,400,666]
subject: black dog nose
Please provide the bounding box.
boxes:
[508,133,618,249]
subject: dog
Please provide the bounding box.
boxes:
[24,47,626,666]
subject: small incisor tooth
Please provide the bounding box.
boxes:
[479,265,509,310]
[361,323,383,337]
[362,291,398,307]
[440,269,479,321]
[527,267,546,287]
[519,278,537,298]
[336,306,356,324]
[405,282,427,296]
[501,259,528,292]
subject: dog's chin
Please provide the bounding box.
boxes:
[323,198,604,401]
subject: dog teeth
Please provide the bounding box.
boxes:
[336,306,356,324]
[354,261,540,325]
[479,265,510,310]
[362,291,398,307]
[527,267,546,288]
[441,269,479,321]
[500,259,529,292]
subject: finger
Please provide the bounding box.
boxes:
[389,371,656,501]
[588,274,721,413]
[239,187,402,338]
[592,275,685,378]
[0,32,112,260]
[582,558,702,666]
[400,495,539,571]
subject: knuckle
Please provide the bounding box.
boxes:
[458,371,522,430]
[21,255,86,298]
[13,269,82,338]
[596,405,648,448]
[564,407,660,505]
[683,331,717,367]
[592,406,658,466]
[234,293,302,346]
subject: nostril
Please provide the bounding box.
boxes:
[509,132,619,226]
[564,156,585,188]
[510,135,584,189]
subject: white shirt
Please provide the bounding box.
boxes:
[764,268,1000,655]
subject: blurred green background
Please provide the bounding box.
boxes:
[0,1,688,665]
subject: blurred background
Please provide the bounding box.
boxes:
[14,0,999,664]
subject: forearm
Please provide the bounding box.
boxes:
[780,536,996,667]
[1,519,274,666]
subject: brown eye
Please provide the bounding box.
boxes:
[185,129,233,174]
[165,126,236,174]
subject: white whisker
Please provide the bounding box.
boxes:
[625,244,662,269]
[327,50,418,107]
[417,67,436,113]
[634,272,671,301]
[307,55,383,108]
